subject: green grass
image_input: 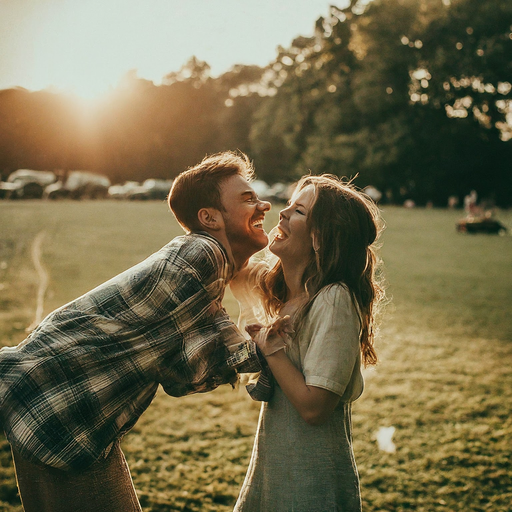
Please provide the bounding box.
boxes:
[0,200,511,511]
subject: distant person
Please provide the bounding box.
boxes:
[0,152,272,512]
[464,189,478,216]
[447,195,459,209]
[232,175,384,512]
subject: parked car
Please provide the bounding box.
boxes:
[138,179,174,200]
[43,171,111,200]
[64,171,111,199]
[0,181,31,199]
[251,179,271,199]
[108,181,141,199]
[43,181,68,200]
[264,182,294,203]
[0,169,56,199]
[125,184,151,200]
[114,179,174,200]
[246,180,294,203]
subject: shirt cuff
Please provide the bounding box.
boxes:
[226,340,264,373]
[245,355,274,402]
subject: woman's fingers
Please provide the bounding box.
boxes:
[245,323,263,336]
[271,315,294,338]
[245,316,294,356]
[252,324,288,356]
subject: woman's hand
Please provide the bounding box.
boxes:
[246,316,294,356]
[248,316,340,425]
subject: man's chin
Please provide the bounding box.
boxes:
[227,231,268,256]
[255,233,269,251]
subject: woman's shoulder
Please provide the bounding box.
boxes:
[313,283,353,308]
[306,283,359,325]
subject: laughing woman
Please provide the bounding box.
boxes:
[232,175,385,512]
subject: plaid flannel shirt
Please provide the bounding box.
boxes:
[0,233,271,471]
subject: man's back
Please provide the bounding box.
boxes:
[0,233,240,470]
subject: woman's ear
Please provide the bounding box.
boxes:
[197,208,224,231]
[311,230,320,253]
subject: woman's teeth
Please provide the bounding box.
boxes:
[274,227,287,240]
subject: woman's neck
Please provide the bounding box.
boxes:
[281,260,307,301]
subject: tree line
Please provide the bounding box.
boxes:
[0,0,510,205]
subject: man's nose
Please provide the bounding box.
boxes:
[258,199,271,211]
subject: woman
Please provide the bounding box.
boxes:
[232,174,384,512]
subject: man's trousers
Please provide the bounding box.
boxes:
[11,441,142,512]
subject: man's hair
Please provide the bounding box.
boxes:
[168,151,255,232]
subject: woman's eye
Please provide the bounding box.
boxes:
[296,209,305,215]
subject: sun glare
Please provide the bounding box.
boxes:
[2,0,341,98]
[28,0,153,99]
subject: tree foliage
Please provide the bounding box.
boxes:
[248,0,512,205]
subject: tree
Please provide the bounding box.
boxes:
[249,0,512,204]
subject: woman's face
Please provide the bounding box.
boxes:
[269,184,316,266]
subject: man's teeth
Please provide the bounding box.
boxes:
[252,220,263,228]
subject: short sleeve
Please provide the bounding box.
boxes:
[301,285,363,399]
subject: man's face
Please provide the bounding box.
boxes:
[219,174,271,260]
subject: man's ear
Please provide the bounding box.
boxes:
[197,208,224,231]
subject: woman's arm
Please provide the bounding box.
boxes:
[253,285,362,425]
[264,350,340,426]
[252,319,340,426]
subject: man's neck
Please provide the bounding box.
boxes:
[227,243,253,273]
[198,229,248,272]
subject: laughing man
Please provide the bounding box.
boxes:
[0,151,271,512]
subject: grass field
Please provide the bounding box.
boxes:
[0,200,511,511]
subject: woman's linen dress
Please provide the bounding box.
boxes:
[234,284,364,512]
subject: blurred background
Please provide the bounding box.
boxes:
[0,1,511,511]
[0,0,511,207]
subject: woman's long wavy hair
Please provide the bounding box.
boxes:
[259,174,385,367]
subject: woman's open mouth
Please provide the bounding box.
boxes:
[273,226,288,240]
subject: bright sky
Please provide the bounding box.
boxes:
[0,0,346,98]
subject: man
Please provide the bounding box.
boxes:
[0,151,271,512]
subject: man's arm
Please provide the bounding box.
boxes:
[150,235,272,398]
[213,308,274,401]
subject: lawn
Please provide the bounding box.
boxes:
[0,200,511,511]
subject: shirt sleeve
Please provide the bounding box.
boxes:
[301,285,363,399]
[140,239,244,395]
[154,238,270,396]
[228,259,275,401]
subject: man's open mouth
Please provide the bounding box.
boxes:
[251,219,264,230]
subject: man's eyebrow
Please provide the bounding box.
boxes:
[241,191,256,198]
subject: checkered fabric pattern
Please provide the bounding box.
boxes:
[0,233,271,470]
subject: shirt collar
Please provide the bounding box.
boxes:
[190,231,235,279]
